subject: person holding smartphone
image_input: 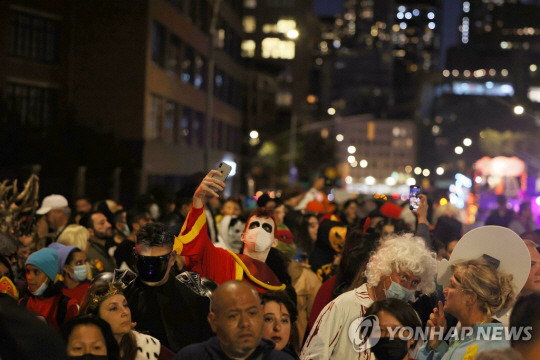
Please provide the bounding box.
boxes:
[173,170,286,293]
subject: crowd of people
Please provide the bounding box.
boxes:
[0,172,539,360]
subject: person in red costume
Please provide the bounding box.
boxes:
[174,170,286,293]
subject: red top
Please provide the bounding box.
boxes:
[175,205,284,293]
[20,293,79,330]
[61,282,91,306]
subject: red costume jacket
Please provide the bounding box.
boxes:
[20,293,79,330]
[174,206,285,293]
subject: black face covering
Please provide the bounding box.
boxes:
[370,337,409,360]
[134,253,170,283]
[69,355,109,360]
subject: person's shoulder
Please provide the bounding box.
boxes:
[265,349,297,359]
[174,338,213,359]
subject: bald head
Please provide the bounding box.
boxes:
[208,280,264,359]
[212,280,260,314]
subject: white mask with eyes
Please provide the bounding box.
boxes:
[243,219,274,252]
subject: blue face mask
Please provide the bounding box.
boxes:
[71,265,88,282]
[384,280,415,302]
[31,280,48,296]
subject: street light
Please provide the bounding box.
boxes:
[250,130,259,139]
[514,105,524,115]
[327,107,336,115]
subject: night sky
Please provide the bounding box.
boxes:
[313,0,343,16]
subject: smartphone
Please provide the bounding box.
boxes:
[409,185,421,211]
[211,162,232,192]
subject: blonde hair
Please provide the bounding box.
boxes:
[57,224,90,251]
[452,257,515,315]
[365,233,438,294]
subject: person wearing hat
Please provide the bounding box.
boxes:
[418,226,531,360]
[18,248,79,330]
[36,194,72,241]
[50,243,91,306]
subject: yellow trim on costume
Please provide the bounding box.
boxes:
[234,262,243,280]
[173,208,207,254]
[227,250,286,291]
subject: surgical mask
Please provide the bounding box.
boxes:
[121,224,130,237]
[69,355,109,360]
[370,337,409,360]
[135,253,170,283]
[71,265,88,282]
[244,227,273,252]
[31,279,48,296]
[384,280,415,302]
[149,203,160,220]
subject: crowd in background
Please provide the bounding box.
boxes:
[0,173,539,360]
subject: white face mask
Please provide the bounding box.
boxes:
[31,279,48,296]
[70,265,88,282]
[244,227,274,252]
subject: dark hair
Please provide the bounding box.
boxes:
[510,292,540,347]
[175,185,197,208]
[261,291,299,353]
[126,210,150,229]
[332,227,379,299]
[342,199,358,211]
[136,222,174,247]
[373,217,407,237]
[64,247,83,268]
[80,282,138,360]
[79,211,106,231]
[60,315,120,360]
[364,298,422,346]
[294,214,319,255]
[223,197,244,215]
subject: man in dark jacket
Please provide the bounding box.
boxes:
[123,222,213,352]
[173,280,294,359]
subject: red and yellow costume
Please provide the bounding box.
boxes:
[174,206,285,293]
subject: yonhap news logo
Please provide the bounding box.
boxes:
[348,315,381,352]
[348,314,533,352]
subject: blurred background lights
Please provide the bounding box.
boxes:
[406,178,416,186]
[414,167,422,175]
[423,169,430,176]
[475,176,482,184]
[514,105,524,115]
[249,130,259,139]
[336,134,344,142]
[365,176,376,185]
[463,138,472,146]
[360,160,368,168]
[345,176,352,184]
[436,167,444,175]
[347,155,356,163]
[327,107,336,115]
[405,165,412,173]
[385,177,397,186]
[347,145,356,154]
[455,146,464,154]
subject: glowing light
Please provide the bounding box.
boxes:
[436,167,444,175]
[501,69,509,77]
[406,178,416,186]
[440,198,448,206]
[347,155,356,163]
[475,176,482,184]
[531,64,538,72]
[400,22,407,30]
[455,146,464,155]
[423,169,431,177]
[405,165,413,173]
[347,146,356,154]
[255,191,263,198]
[351,161,358,167]
[463,138,472,146]
[414,167,422,175]
[412,9,420,16]
[286,29,299,39]
[427,12,435,19]
[250,130,259,139]
[360,160,368,168]
[365,176,376,185]
[336,134,344,142]
[327,107,336,115]
[514,105,524,115]
[345,176,352,184]
[428,22,435,30]
[536,197,540,206]
[385,177,397,186]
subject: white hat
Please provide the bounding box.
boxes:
[437,226,531,315]
[36,194,69,215]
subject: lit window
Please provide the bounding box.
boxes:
[148,94,163,140]
[262,38,295,59]
[277,19,296,34]
[263,24,277,33]
[241,40,256,57]
[244,0,256,9]
[243,16,256,33]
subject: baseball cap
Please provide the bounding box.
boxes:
[36,194,69,215]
